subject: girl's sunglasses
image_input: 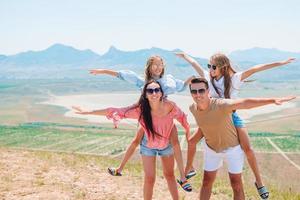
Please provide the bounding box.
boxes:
[146,87,161,94]
[207,64,217,70]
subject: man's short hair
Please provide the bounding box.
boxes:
[189,77,209,90]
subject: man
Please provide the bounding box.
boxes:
[185,77,295,200]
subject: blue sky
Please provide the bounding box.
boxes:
[1,0,299,58]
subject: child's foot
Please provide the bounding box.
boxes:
[186,169,197,179]
[107,167,122,176]
[255,182,269,199]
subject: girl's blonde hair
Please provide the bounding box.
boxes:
[144,55,165,82]
[210,53,236,99]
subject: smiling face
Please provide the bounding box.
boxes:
[190,82,209,105]
[149,57,164,78]
[209,59,222,79]
[145,56,165,81]
[145,82,162,103]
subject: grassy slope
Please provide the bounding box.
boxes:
[0,124,300,199]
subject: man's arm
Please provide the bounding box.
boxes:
[185,128,204,175]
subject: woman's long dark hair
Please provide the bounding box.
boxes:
[129,79,164,139]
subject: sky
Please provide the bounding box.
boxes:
[1,0,300,58]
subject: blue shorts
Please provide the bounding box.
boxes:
[232,112,245,128]
[140,136,173,157]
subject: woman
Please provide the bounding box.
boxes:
[73,80,191,200]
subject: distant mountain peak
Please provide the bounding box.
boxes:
[108,45,121,52]
[46,43,75,51]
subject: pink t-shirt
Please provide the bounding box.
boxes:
[106,101,189,149]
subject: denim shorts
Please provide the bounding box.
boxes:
[232,112,245,128]
[140,136,173,156]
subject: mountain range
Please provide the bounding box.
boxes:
[0,43,299,81]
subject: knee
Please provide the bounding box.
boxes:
[163,171,175,181]
[144,174,156,185]
[202,176,214,188]
[230,177,243,192]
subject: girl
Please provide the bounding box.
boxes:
[73,80,190,200]
[176,52,295,199]
[89,55,195,191]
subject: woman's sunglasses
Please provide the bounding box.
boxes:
[207,64,217,70]
[146,87,161,94]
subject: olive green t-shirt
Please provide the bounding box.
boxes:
[189,98,239,153]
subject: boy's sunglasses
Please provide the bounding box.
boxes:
[146,87,161,94]
[190,88,206,94]
[207,64,217,70]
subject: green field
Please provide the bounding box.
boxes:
[1,123,300,155]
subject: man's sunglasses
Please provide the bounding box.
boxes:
[207,64,217,70]
[190,88,206,94]
[146,87,161,94]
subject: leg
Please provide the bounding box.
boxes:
[117,127,144,173]
[237,127,264,187]
[161,155,179,200]
[228,173,245,200]
[200,170,217,200]
[169,125,186,181]
[141,155,156,200]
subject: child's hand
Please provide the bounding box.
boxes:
[175,52,186,58]
[89,69,104,75]
[274,96,296,105]
[282,58,296,65]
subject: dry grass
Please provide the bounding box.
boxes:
[0,147,299,200]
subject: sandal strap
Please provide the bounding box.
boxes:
[108,167,122,176]
[255,183,269,199]
[177,179,192,192]
[186,170,196,179]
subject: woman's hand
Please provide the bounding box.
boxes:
[72,106,91,115]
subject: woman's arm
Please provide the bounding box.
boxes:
[241,58,296,81]
[175,52,205,77]
[171,103,190,140]
[89,69,118,76]
[72,106,107,115]
[72,104,140,128]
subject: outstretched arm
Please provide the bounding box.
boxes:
[89,69,118,77]
[228,96,296,111]
[184,75,196,87]
[241,58,296,81]
[72,106,107,115]
[175,52,205,77]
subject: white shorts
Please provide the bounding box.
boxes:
[203,141,245,174]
